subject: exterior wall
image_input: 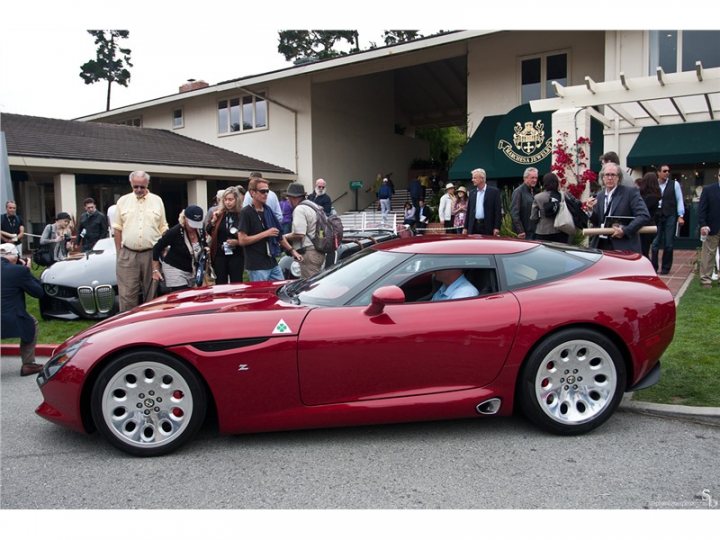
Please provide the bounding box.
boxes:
[467,31,606,136]
[310,72,428,214]
[604,31,647,174]
[117,79,310,188]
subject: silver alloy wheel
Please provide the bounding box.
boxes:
[534,339,617,425]
[100,361,194,449]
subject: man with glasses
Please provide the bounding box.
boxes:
[1,200,25,256]
[585,162,650,253]
[112,171,168,311]
[651,164,685,275]
[238,177,299,282]
[697,168,720,289]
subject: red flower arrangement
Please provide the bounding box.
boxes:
[550,131,598,199]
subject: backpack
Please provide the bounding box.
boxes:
[300,200,343,253]
[543,191,561,218]
[32,245,54,267]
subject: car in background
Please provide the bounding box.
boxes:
[278,228,398,278]
[39,238,119,320]
[35,236,675,456]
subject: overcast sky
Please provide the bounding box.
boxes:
[1,2,706,121]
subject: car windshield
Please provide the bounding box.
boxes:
[280,248,412,307]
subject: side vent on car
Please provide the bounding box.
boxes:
[192,337,269,352]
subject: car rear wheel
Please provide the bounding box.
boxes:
[90,351,206,456]
[518,329,626,435]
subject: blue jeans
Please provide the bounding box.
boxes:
[651,214,677,273]
[248,265,284,282]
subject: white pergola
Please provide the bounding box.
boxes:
[530,62,720,132]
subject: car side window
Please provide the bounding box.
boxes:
[498,244,598,289]
[347,254,497,306]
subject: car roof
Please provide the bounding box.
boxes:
[373,235,539,255]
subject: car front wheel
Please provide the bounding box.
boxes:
[90,351,206,456]
[518,329,626,435]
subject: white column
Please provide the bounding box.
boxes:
[187,179,207,210]
[53,173,77,218]
[551,107,593,198]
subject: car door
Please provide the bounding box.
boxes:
[297,265,520,406]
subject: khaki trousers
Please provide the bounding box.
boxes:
[699,231,719,285]
[116,247,154,312]
[300,248,326,279]
[20,315,38,365]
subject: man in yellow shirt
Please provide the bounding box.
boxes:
[112,171,168,311]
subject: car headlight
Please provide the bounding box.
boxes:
[37,339,86,386]
[44,283,60,296]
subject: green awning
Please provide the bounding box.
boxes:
[448,114,502,181]
[627,121,720,167]
[448,104,554,181]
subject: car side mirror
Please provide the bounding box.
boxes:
[364,285,405,316]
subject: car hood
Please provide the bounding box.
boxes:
[41,243,117,287]
[68,282,311,347]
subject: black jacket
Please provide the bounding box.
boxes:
[152,224,205,273]
[76,211,109,249]
[464,185,502,234]
[1,258,44,342]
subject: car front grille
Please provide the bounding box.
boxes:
[77,285,116,315]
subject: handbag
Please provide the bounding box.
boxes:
[32,245,54,267]
[554,193,576,236]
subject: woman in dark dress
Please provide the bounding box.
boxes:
[206,186,245,283]
[635,172,661,259]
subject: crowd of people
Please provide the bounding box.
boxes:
[2,161,719,376]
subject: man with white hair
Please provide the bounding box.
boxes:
[1,242,44,376]
[307,178,332,216]
[112,170,168,311]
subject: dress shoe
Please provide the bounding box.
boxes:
[659,270,670,275]
[701,283,712,289]
[20,363,44,376]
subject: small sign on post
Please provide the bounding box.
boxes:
[349,180,363,211]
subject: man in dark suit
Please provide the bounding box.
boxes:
[463,168,502,236]
[698,168,720,289]
[415,199,432,234]
[0,243,45,376]
[585,162,650,253]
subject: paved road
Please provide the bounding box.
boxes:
[2,357,719,511]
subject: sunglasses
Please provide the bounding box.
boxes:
[660,169,670,173]
[132,185,148,190]
[254,189,270,194]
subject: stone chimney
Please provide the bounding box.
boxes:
[179,79,209,93]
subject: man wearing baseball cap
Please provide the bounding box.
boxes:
[1,242,45,376]
[284,182,325,278]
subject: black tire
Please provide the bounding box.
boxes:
[90,350,206,456]
[518,328,626,435]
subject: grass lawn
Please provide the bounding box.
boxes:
[1,264,95,347]
[634,277,720,407]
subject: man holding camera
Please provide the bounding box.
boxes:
[1,243,45,376]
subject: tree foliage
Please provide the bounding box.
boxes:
[382,30,422,46]
[415,126,468,168]
[278,31,359,63]
[79,30,133,111]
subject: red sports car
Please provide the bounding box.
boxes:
[35,236,675,456]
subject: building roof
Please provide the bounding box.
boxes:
[77,30,496,121]
[1,113,293,174]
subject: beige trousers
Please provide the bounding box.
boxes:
[116,247,154,312]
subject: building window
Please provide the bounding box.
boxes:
[172,108,184,129]
[649,30,720,74]
[520,52,568,104]
[217,92,267,134]
[117,117,142,127]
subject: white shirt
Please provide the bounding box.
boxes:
[475,189,486,220]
